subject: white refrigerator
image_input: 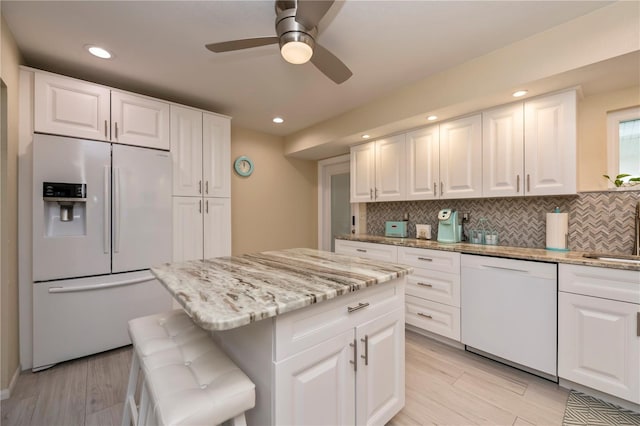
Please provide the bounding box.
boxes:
[32,134,172,370]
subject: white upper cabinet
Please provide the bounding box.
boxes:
[439,114,482,199]
[351,135,406,202]
[34,72,170,150]
[34,72,110,141]
[483,103,525,197]
[375,135,406,202]
[170,107,231,198]
[171,105,203,197]
[406,125,440,200]
[203,113,231,198]
[524,90,577,195]
[111,91,170,150]
[350,142,377,202]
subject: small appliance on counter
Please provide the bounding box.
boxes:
[385,221,408,238]
[546,207,569,251]
[437,209,461,243]
[416,224,432,240]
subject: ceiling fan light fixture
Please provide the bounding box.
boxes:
[281,40,313,64]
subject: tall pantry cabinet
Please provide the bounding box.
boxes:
[171,105,231,262]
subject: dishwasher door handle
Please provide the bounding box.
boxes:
[481,265,530,274]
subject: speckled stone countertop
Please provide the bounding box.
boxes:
[151,248,413,331]
[336,234,640,272]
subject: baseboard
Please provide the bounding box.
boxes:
[405,324,465,350]
[0,364,21,401]
[559,378,640,413]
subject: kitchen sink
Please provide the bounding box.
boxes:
[582,253,640,264]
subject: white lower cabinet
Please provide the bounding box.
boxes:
[558,264,640,404]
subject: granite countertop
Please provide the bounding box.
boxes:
[336,234,640,272]
[151,248,413,331]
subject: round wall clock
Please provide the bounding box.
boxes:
[234,156,254,177]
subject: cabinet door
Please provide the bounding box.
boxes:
[170,106,203,197]
[439,115,482,199]
[203,198,231,259]
[203,113,231,198]
[172,197,203,262]
[524,91,576,195]
[111,91,170,150]
[34,72,110,141]
[558,292,639,404]
[406,126,439,200]
[356,307,405,426]
[483,103,524,197]
[375,135,406,202]
[350,142,376,202]
[275,329,356,426]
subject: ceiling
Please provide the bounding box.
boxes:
[2,1,615,137]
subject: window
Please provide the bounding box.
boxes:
[607,106,640,186]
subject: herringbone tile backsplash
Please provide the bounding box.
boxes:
[366,191,640,254]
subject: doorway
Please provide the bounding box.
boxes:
[318,155,351,252]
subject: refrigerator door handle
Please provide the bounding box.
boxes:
[48,276,156,294]
[114,167,121,253]
[103,166,110,254]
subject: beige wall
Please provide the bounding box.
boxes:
[1,14,23,390]
[577,85,640,192]
[230,126,317,255]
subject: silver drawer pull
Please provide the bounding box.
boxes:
[417,312,433,319]
[417,282,433,288]
[417,257,433,262]
[348,302,370,313]
[356,249,367,253]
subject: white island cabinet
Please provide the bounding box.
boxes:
[151,248,410,426]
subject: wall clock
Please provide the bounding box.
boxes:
[234,156,254,177]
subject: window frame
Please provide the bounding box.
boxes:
[606,106,640,188]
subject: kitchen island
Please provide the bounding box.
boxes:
[151,248,412,426]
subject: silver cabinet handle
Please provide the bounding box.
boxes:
[417,282,433,287]
[516,174,520,193]
[356,248,367,253]
[433,182,437,197]
[350,339,357,372]
[360,335,369,366]
[199,199,202,214]
[417,257,433,262]
[104,120,108,139]
[205,199,209,213]
[440,182,444,196]
[347,302,370,313]
[418,312,433,319]
[115,122,119,139]
[205,181,209,194]
[370,188,373,200]
[637,312,639,337]
[199,180,202,194]
[527,174,530,192]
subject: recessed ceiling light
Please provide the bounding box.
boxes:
[512,90,528,98]
[273,117,284,124]
[86,45,112,59]
[427,115,438,121]
[362,134,371,139]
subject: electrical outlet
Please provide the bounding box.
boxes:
[462,212,470,222]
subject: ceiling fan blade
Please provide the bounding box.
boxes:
[205,37,279,53]
[310,43,352,84]
[295,0,335,29]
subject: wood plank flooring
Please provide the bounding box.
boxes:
[1,330,569,426]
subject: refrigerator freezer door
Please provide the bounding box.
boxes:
[112,144,172,273]
[32,271,172,370]
[32,134,111,281]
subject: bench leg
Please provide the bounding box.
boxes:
[122,351,140,426]
[229,413,247,426]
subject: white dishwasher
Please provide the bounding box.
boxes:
[461,254,557,379]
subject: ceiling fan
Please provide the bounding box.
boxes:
[205,0,353,84]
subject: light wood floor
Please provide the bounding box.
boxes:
[1,330,569,426]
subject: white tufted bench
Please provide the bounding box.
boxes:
[122,310,256,426]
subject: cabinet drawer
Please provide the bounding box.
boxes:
[405,295,460,341]
[398,247,460,273]
[274,277,405,362]
[334,240,398,263]
[406,268,460,307]
[559,264,640,304]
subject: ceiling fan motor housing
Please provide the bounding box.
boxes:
[275,7,317,52]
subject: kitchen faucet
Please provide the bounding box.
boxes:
[634,200,640,256]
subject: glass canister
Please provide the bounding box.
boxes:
[469,229,484,244]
